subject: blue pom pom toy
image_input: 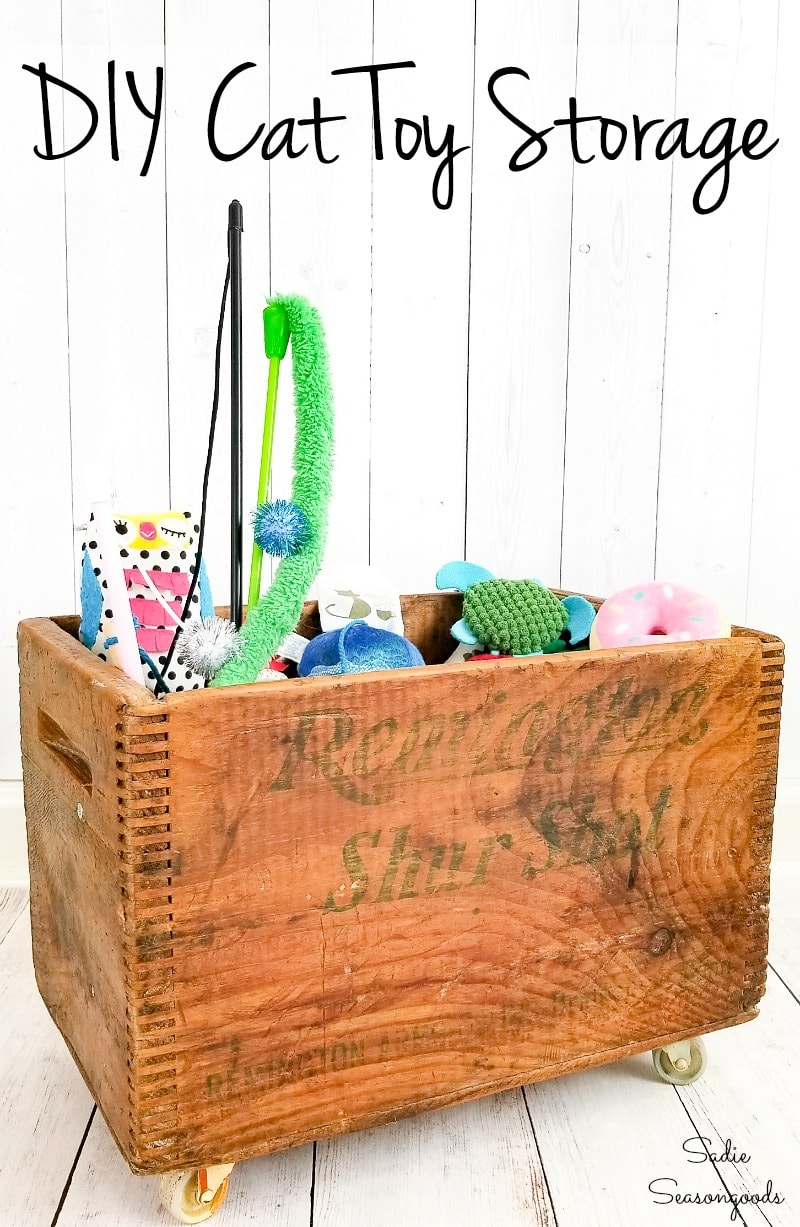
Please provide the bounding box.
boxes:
[252,499,310,558]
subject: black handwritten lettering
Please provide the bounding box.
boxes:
[21,58,778,215]
[682,1135,752,1165]
[23,62,98,161]
[599,116,627,159]
[297,96,346,164]
[396,117,423,160]
[207,62,264,160]
[261,117,308,161]
[331,60,416,160]
[125,67,163,176]
[553,97,598,164]
[487,68,552,170]
[423,116,469,210]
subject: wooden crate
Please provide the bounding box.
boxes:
[17,594,783,1175]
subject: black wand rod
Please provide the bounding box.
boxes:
[228,199,244,628]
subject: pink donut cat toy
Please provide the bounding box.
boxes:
[590,581,730,650]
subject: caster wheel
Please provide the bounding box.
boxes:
[159,1166,233,1223]
[652,1037,708,1085]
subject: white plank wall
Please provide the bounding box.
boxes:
[164,1,271,601]
[466,0,577,585]
[748,0,800,777]
[0,4,73,780]
[61,0,170,535]
[269,1,374,573]
[656,0,780,620]
[369,1,476,590]
[561,0,679,596]
[1,0,797,807]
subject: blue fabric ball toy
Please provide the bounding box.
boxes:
[299,623,424,677]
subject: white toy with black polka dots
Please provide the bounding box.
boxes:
[81,509,208,694]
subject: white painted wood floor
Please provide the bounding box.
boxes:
[1,875,798,1227]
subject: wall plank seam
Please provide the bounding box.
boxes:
[651,1,682,582]
[367,0,376,565]
[744,0,782,625]
[162,0,172,504]
[462,0,479,560]
[59,0,77,607]
[557,0,582,590]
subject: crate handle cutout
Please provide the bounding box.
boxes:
[37,709,93,795]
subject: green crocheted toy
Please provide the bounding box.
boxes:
[463,579,567,655]
[436,561,596,656]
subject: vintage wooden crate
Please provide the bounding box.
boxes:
[18,594,783,1176]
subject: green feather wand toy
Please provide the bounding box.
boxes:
[212,294,334,687]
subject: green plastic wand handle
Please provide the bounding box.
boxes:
[247,304,290,615]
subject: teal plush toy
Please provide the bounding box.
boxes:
[436,562,595,656]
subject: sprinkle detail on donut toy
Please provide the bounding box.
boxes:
[590,581,730,651]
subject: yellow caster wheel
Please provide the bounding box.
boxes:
[159,1164,234,1223]
[652,1037,707,1085]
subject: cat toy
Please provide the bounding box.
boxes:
[82,500,144,685]
[212,294,334,687]
[247,301,295,612]
[81,204,333,690]
[436,561,595,655]
[79,507,213,693]
[155,230,232,687]
[229,200,244,628]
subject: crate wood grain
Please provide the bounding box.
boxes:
[17,594,783,1174]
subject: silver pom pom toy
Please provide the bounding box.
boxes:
[179,616,240,681]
